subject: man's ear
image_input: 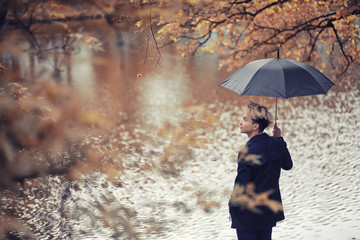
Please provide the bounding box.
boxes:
[253,123,259,131]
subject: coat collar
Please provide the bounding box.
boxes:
[245,132,269,147]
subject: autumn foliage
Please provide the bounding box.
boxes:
[1,0,359,77]
[135,0,360,76]
[0,80,104,190]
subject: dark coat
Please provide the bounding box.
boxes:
[229,132,293,230]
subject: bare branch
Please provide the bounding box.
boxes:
[308,27,326,61]
[228,0,291,18]
[149,21,161,67]
[329,21,353,74]
[83,0,114,24]
[143,12,161,70]
[191,31,212,56]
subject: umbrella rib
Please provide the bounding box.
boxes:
[235,68,262,95]
[240,58,277,96]
[286,59,334,96]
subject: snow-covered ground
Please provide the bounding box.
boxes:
[1,78,359,240]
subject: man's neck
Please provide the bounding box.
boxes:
[247,131,262,139]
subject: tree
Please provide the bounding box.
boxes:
[1,0,359,78]
[136,0,360,78]
[0,0,121,189]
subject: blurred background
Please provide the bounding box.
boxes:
[0,1,359,239]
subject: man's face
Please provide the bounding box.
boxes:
[239,110,258,135]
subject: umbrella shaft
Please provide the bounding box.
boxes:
[275,97,278,125]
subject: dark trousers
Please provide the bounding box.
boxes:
[236,228,272,240]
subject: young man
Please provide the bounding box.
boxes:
[229,101,293,240]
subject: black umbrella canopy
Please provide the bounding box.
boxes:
[220,57,335,99]
[219,51,335,123]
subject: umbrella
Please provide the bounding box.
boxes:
[219,49,335,124]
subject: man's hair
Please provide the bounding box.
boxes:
[246,101,273,132]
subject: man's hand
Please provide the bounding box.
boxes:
[273,125,282,137]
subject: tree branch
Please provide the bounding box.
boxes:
[308,26,326,61]
[329,21,352,74]
[149,20,161,67]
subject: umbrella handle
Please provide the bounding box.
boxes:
[275,97,278,126]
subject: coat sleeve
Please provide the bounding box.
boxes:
[279,138,293,170]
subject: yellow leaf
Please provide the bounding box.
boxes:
[103,164,121,181]
[186,0,199,4]
[244,154,261,165]
[198,200,220,212]
[135,20,142,28]
[79,111,103,126]
[266,200,283,213]
[84,37,93,43]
